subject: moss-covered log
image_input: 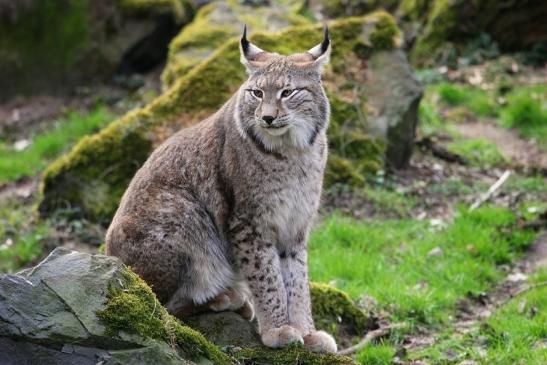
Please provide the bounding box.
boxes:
[39,12,416,223]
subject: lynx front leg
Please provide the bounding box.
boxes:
[233,234,303,348]
[281,246,337,353]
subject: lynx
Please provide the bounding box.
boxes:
[105,26,336,353]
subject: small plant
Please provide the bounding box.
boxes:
[0,107,114,184]
[357,343,396,365]
[500,87,547,148]
[438,83,467,106]
[435,82,496,117]
[447,138,506,168]
[501,90,547,129]
[0,198,50,273]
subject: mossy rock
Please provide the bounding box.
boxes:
[39,11,419,223]
[0,0,193,100]
[161,0,311,87]
[0,248,358,364]
[99,260,360,364]
[399,0,547,65]
[316,0,400,19]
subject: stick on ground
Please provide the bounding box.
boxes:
[469,170,512,211]
[338,323,405,356]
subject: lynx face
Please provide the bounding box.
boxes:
[235,27,331,151]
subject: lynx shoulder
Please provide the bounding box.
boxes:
[105,26,336,353]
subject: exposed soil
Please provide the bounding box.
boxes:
[455,120,547,168]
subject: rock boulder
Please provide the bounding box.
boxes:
[0,248,366,364]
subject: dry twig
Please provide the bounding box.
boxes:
[416,136,467,165]
[469,170,511,211]
[338,323,405,355]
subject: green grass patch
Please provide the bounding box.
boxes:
[0,107,114,184]
[436,83,496,117]
[0,197,50,273]
[360,186,417,218]
[411,268,547,364]
[418,98,445,136]
[505,175,547,194]
[309,206,535,326]
[500,86,547,149]
[356,343,396,365]
[446,138,506,168]
[480,268,547,364]
[426,176,488,196]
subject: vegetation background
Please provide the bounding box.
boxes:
[0,1,546,364]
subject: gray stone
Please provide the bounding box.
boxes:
[0,248,360,364]
[0,248,194,365]
[364,49,423,169]
[186,311,262,348]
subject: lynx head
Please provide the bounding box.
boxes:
[234,26,331,151]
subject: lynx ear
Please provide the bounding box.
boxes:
[306,25,331,72]
[240,25,267,73]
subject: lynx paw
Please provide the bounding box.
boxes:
[207,290,254,321]
[303,331,337,353]
[235,300,255,321]
[261,325,304,348]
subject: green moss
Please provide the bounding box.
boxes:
[410,0,459,64]
[162,0,310,87]
[40,14,400,221]
[311,283,371,335]
[96,269,364,364]
[399,0,433,22]
[97,267,232,364]
[326,94,386,186]
[369,11,400,50]
[235,343,357,365]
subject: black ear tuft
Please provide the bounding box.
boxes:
[241,24,249,55]
[321,25,330,54]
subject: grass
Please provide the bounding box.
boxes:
[424,81,547,151]
[0,197,51,273]
[481,269,547,364]
[500,86,547,149]
[446,138,506,168]
[309,206,535,327]
[418,98,445,136]
[505,175,547,193]
[356,343,397,365]
[410,268,547,365]
[360,186,417,218]
[0,107,114,184]
[436,83,496,117]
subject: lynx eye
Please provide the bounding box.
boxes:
[281,89,294,98]
[252,89,263,98]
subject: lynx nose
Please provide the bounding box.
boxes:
[262,115,275,125]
